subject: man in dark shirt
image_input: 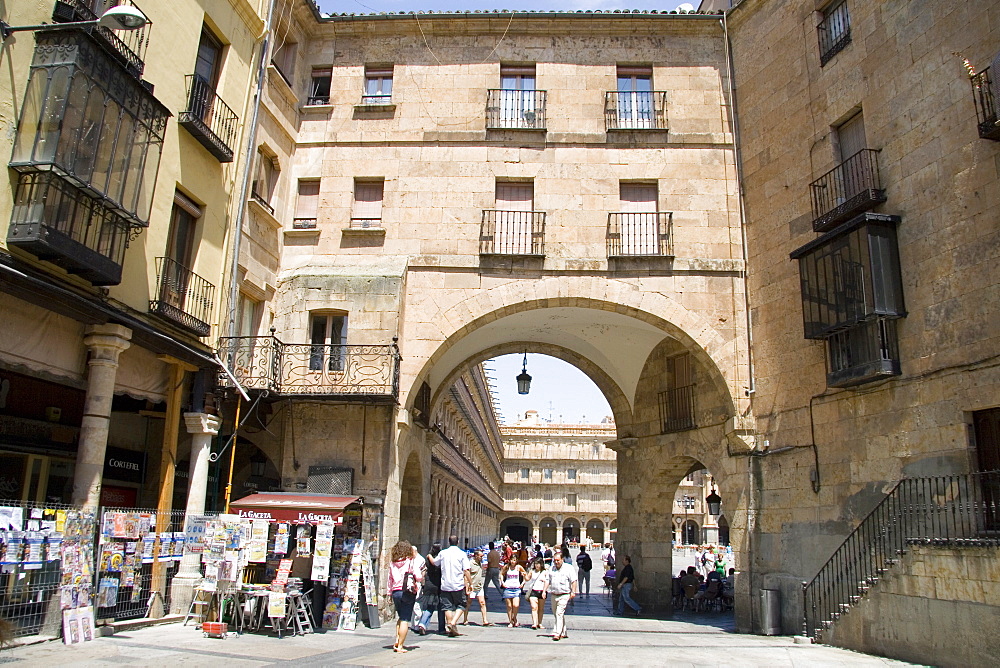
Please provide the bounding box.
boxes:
[614,555,642,615]
[485,542,503,599]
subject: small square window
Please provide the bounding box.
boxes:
[308,67,332,105]
[520,467,530,479]
[818,0,851,66]
[567,469,577,480]
[543,468,553,480]
[363,65,393,104]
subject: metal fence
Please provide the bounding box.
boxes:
[803,470,1000,640]
[607,212,672,257]
[0,500,97,639]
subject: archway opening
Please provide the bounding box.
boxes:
[500,516,532,544]
[539,517,558,545]
[586,519,605,544]
[399,453,423,547]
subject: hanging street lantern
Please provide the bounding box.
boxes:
[706,488,722,515]
[516,352,532,394]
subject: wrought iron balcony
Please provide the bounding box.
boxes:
[360,93,392,106]
[7,172,135,285]
[149,257,215,337]
[250,190,275,216]
[306,95,330,106]
[607,212,672,257]
[486,90,547,130]
[817,0,851,66]
[53,0,150,79]
[216,336,401,399]
[604,91,667,130]
[178,75,238,163]
[480,210,545,256]
[809,149,885,232]
[971,67,1000,140]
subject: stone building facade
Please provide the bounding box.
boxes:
[498,411,617,546]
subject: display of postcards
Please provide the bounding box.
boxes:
[2,533,22,564]
[63,608,82,645]
[107,543,125,572]
[122,567,135,588]
[96,576,119,608]
[225,526,241,550]
[124,541,137,555]
[296,527,312,557]
[251,519,268,541]
[138,514,151,537]
[219,560,236,582]
[207,543,224,561]
[46,535,62,562]
[274,524,289,555]
[248,539,267,563]
[24,534,43,568]
[111,513,126,538]
[79,607,95,641]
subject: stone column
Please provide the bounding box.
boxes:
[170,412,221,614]
[72,324,132,508]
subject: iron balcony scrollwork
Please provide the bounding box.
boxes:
[217,336,400,399]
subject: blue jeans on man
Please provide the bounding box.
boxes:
[616,582,641,614]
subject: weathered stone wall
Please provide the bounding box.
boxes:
[727,0,1000,633]
[825,546,1000,666]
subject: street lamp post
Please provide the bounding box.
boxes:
[1,6,148,41]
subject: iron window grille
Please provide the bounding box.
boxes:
[178,74,239,163]
[970,66,1000,141]
[818,0,851,66]
[480,210,546,256]
[809,149,886,232]
[825,316,900,387]
[607,212,672,257]
[659,353,696,433]
[53,0,151,79]
[486,89,547,130]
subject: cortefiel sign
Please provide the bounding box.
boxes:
[102,446,146,484]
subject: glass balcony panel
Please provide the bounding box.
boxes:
[37,67,72,164]
[106,112,136,204]
[89,98,122,196]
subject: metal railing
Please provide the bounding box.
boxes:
[658,386,696,433]
[56,0,150,78]
[306,95,331,105]
[480,210,546,256]
[360,93,392,106]
[605,91,668,130]
[817,0,851,66]
[149,257,216,337]
[825,317,900,388]
[217,335,401,398]
[486,90,547,130]
[971,67,1000,140]
[178,75,239,162]
[293,218,318,229]
[803,470,1000,641]
[809,149,885,231]
[607,212,672,257]
[250,190,275,216]
[349,217,383,229]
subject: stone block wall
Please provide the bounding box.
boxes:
[826,545,1000,666]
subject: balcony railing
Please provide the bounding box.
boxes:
[54,0,150,79]
[306,95,330,106]
[480,210,546,256]
[971,67,1000,140]
[804,470,1000,641]
[178,75,238,163]
[250,190,274,216]
[217,336,400,398]
[149,257,215,337]
[486,90,547,130]
[809,149,885,232]
[605,91,668,130]
[659,386,696,433]
[607,212,672,257]
[7,172,134,286]
[817,0,851,66]
[293,218,317,229]
[349,218,383,230]
[360,93,392,106]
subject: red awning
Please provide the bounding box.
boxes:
[229,493,359,523]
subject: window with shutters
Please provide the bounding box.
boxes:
[567,469,577,480]
[567,493,577,508]
[294,180,319,229]
[543,468,553,480]
[486,64,545,129]
[520,467,530,479]
[659,353,696,433]
[363,65,393,105]
[351,180,384,228]
[251,148,278,213]
[606,65,666,130]
[308,67,332,105]
[272,37,297,85]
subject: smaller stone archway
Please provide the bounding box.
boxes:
[500,516,533,544]
[539,517,558,546]
[586,518,605,544]
[562,518,581,543]
[682,520,699,545]
[399,452,424,547]
[718,515,730,546]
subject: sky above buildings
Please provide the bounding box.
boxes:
[485,353,613,425]
[317,0,695,14]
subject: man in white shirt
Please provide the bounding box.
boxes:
[547,551,578,640]
[436,535,472,637]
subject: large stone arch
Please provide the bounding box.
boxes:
[400,277,747,426]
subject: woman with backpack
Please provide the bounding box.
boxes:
[387,540,422,653]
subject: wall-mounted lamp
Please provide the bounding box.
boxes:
[1,5,148,41]
[516,351,532,395]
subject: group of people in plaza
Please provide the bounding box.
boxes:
[672,545,735,611]
[386,537,638,652]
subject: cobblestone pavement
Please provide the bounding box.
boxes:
[0,589,919,667]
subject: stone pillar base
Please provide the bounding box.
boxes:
[169,571,201,617]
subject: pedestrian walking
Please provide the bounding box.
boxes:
[458,549,493,626]
[485,541,503,598]
[436,535,472,637]
[524,558,549,629]
[575,546,593,595]
[386,540,422,653]
[614,555,642,616]
[500,553,528,627]
[547,551,578,640]
[414,543,442,635]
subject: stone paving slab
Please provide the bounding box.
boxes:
[0,593,922,667]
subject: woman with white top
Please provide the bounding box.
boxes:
[525,558,549,629]
[500,554,528,627]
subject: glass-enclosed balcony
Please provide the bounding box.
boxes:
[53,0,151,79]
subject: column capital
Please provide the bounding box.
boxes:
[184,412,222,435]
[83,323,132,362]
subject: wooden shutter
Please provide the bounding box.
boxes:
[295,180,320,218]
[353,181,383,219]
[496,182,533,211]
[619,183,657,212]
